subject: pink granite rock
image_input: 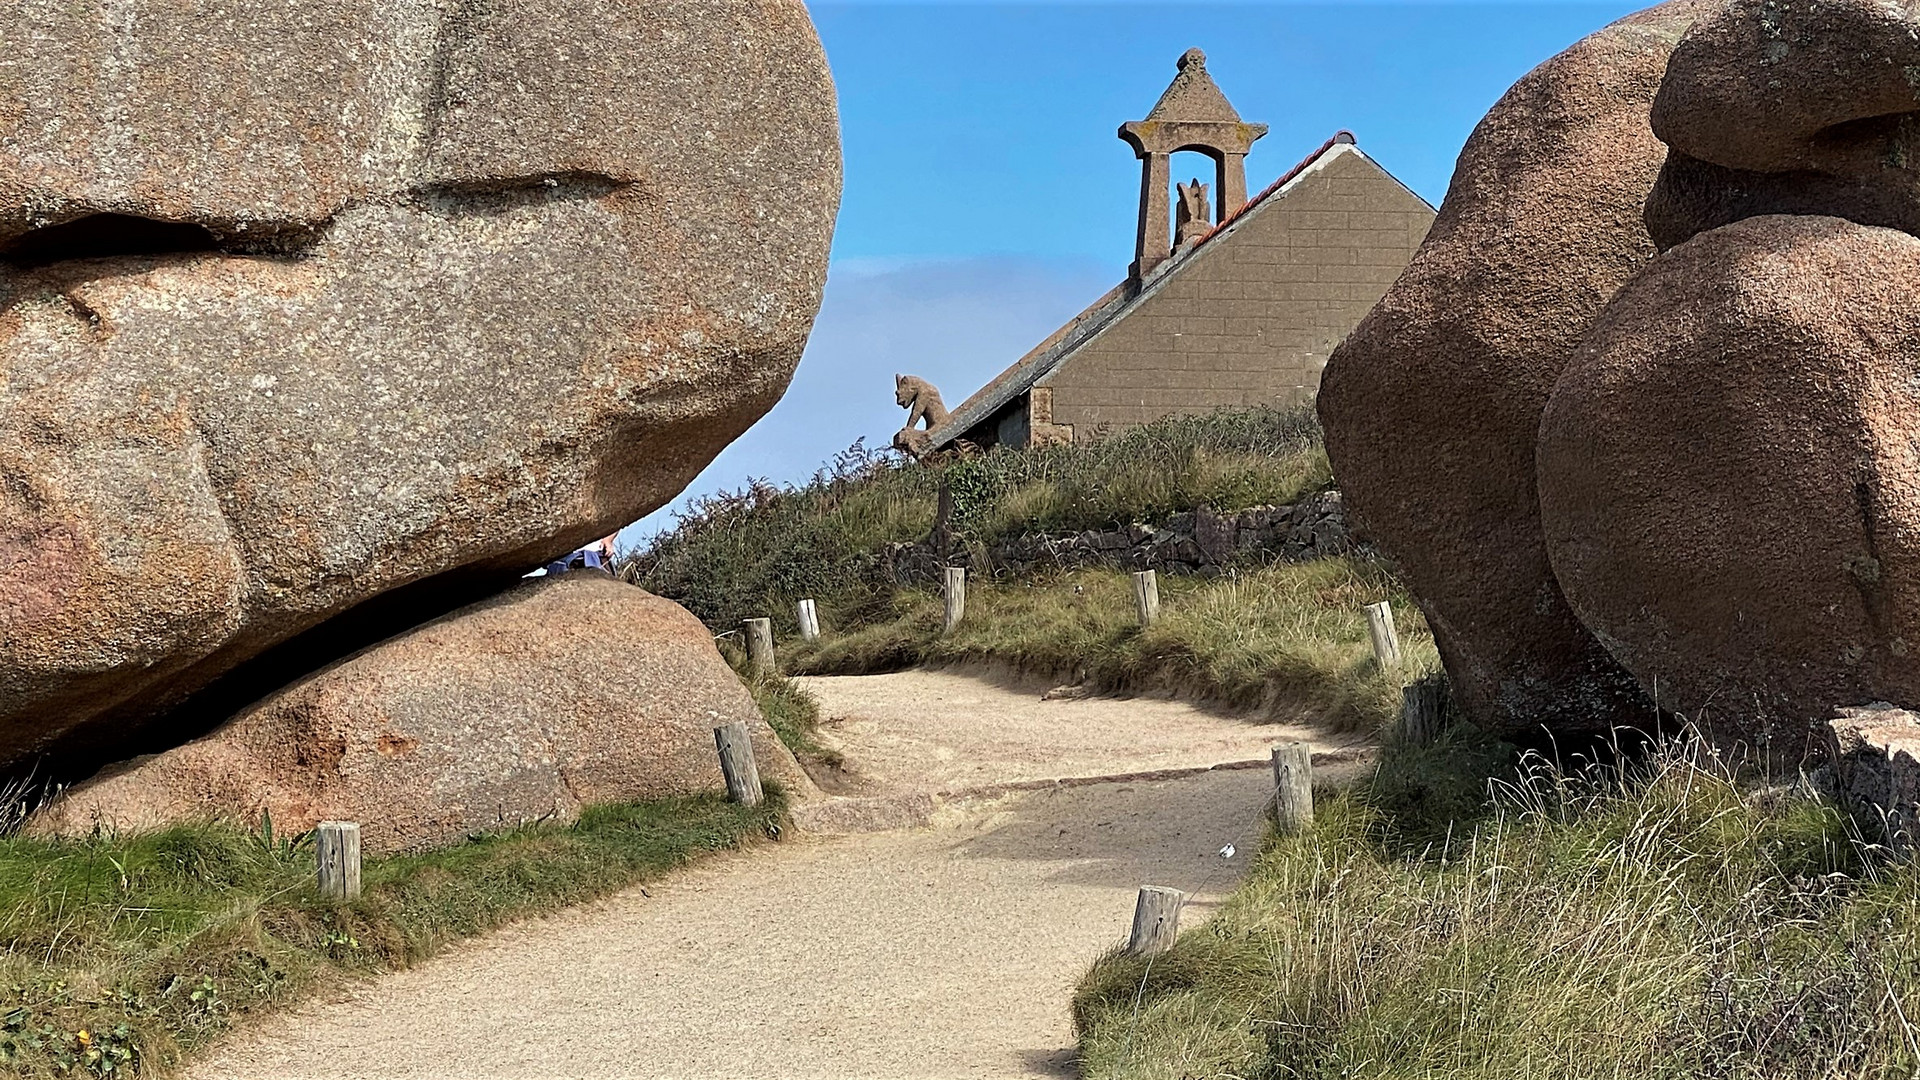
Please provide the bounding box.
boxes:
[0,0,841,768]
[32,575,811,853]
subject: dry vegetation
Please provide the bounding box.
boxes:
[631,405,1331,633]
[1073,732,1920,1080]
[636,405,1429,737]
[781,559,1431,736]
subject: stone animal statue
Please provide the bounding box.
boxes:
[1175,179,1211,247]
[892,375,950,461]
[894,374,949,431]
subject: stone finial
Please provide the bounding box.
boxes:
[1175,179,1211,248]
[1178,48,1206,72]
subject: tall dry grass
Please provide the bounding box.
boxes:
[782,559,1433,734]
[1074,732,1920,1079]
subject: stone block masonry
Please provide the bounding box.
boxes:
[1042,150,1432,437]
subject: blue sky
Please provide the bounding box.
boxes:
[627,2,1643,543]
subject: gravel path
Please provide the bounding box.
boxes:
[189,670,1365,1080]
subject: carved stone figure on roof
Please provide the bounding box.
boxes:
[1175,179,1211,248]
[892,374,948,459]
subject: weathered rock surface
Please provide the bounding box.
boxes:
[1317,1,1708,738]
[0,0,841,768]
[32,575,810,853]
[1646,0,1920,248]
[1539,214,1920,755]
[1830,704,1920,850]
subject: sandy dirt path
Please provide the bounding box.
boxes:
[189,671,1364,1080]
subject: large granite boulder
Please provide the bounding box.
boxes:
[0,0,841,769]
[1830,704,1920,851]
[31,575,811,853]
[1316,1,1709,739]
[1646,0,1920,249]
[1539,214,1920,755]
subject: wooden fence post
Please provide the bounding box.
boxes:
[316,821,362,901]
[1127,885,1186,956]
[943,566,967,633]
[796,599,821,643]
[1271,743,1314,833]
[1132,570,1161,627]
[1364,601,1402,669]
[1400,679,1448,747]
[743,618,775,676]
[713,721,764,806]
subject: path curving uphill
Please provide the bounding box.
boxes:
[188,670,1367,1080]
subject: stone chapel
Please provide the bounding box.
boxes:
[921,49,1435,451]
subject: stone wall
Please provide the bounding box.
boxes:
[883,490,1352,585]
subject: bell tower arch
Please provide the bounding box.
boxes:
[1119,49,1268,281]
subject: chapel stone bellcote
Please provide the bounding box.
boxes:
[1121,49,1268,281]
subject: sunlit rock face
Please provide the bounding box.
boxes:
[1541,0,1920,753]
[1317,1,1712,741]
[0,0,841,768]
[1326,0,1920,759]
[29,576,814,854]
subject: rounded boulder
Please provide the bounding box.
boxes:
[31,575,812,853]
[1539,214,1920,755]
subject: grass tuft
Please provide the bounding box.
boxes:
[1072,733,1920,1080]
[629,404,1331,633]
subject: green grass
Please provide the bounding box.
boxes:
[631,402,1410,732]
[782,558,1435,735]
[0,792,783,1078]
[737,668,837,765]
[631,404,1330,633]
[1072,733,1920,1079]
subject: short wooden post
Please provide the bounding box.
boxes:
[714,721,764,806]
[943,566,966,633]
[316,821,362,901]
[796,599,821,643]
[1132,570,1161,627]
[743,618,775,676]
[1364,601,1402,669]
[1271,743,1314,833]
[1401,679,1448,746]
[1127,885,1186,956]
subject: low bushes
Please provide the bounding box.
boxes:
[630,404,1330,632]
